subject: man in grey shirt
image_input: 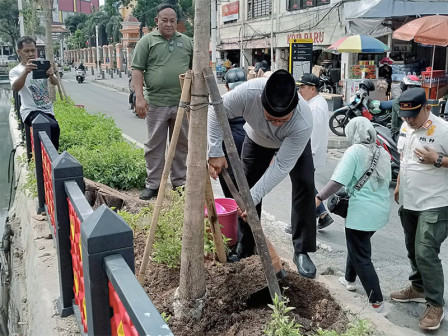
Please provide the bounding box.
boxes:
[208,69,317,279]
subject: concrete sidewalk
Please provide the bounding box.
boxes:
[92,73,350,150]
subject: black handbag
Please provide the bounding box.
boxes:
[327,146,381,218]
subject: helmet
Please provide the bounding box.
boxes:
[225,68,246,90]
[359,79,375,92]
[400,75,421,92]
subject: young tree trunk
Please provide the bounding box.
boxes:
[174,0,210,320]
[44,0,56,101]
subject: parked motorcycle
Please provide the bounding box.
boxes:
[368,99,393,127]
[318,72,335,94]
[329,79,374,136]
[373,123,400,184]
[76,69,86,84]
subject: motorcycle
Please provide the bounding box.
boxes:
[329,79,393,136]
[373,123,400,184]
[76,69,86,84]
[318,72,335,94]
[329,84,372,136]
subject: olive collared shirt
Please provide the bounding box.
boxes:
[131,30,193,107]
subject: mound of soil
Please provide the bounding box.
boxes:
[134,233,348,336]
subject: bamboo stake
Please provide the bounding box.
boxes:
[203,67,281,301]
[53,63,67,101]
[204,175,227,263]
[137,71,193,283]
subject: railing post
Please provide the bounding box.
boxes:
[52,151,84,317]
[81,205,134,335]
[32,115,51,214]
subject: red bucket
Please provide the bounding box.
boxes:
[205,198,238,246]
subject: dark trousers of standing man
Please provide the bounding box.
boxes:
[236,136,316,257]
[399,206,448,307]
[25,110,60,150]
[345,228,383,303]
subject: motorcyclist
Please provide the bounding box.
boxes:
[390,75,421,139]
[77,62,86,71]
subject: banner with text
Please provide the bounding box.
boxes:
[289,39,313,82]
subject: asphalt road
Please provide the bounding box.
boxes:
[62,71,448,335]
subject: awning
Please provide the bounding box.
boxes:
[347,0,448,19]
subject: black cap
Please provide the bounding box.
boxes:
[296,73,320,87]
[261,69,299,117]
[399,88,427,118]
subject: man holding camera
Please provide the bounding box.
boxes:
[9,36,60,149]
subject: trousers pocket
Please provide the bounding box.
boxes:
[423,212,438,224]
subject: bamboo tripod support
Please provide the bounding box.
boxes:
[137,71,226,283]
[53,63,67,101]
[202,67,282,300]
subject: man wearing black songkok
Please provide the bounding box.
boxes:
[208,69,317,279]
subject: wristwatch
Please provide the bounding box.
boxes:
[434,155,443,168]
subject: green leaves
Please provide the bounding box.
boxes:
[264,294,302,336]
[54,98,146,190]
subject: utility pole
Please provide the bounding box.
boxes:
[270,0,274,70]
[95,23,101,77]
[17,0,25,36]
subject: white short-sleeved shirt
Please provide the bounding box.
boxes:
[307,94,329,169]
[397,113,448,211]
[9,63,53,122]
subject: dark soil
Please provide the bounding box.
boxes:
[134,232,349,336]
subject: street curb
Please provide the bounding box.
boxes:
[92,79,130,93]
[328,136,350,150]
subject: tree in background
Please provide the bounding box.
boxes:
[23,0,45,37]
[0,0,19,50]
[65,13,88,34]
[129,0,194,37]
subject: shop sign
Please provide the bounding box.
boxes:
[289,39,313,81]
[287,31,325,45]
[222,1,239,23]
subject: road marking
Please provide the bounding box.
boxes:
[122,133,144,149]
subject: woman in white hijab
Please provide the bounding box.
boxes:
[316,117,391,315]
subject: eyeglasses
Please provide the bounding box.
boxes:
[168,40,174,52]
[264,111,292,125]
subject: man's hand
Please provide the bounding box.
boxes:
[315,197,322,207]
[135,95,148,119]
[237,207,247,222]
[414,146,438,164]
[45,64,54,77]
[208,157,228,179]
[394,185,399,204]
[25,59,37,74]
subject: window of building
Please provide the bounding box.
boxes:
[247,0,271,19]
[287,0,330,11]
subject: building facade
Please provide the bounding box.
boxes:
[53,0,101,24]
[216,0,346,71]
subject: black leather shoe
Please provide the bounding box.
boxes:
[317,214,334,230]
[227,252,240,263]
[139,188,159,200]
[293,253,316,279]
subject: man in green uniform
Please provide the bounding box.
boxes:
[132,3,193,200]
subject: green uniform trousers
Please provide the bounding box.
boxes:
[399,206,448,306]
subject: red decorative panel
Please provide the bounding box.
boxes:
[69,200,88,333]
[41,144,55,234]
[109,281,138,336]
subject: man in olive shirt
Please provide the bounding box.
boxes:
[132,3,193,200]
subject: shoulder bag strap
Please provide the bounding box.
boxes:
[354,145,381,191]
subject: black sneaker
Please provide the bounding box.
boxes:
[284,224,292,234]
[317,214,334,230]
[139,188,159,200]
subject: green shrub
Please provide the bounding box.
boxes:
[68,142,146,190]
[53,98,145,190]
[55,100,122,151]
[118,191,229,268]
[264,294,302,336]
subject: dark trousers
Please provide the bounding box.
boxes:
[399,206,448,307]
[237,136,316,257]
[345,228,383,303]
[25,110,60,150]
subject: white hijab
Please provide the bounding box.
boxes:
[345,117,391,187]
